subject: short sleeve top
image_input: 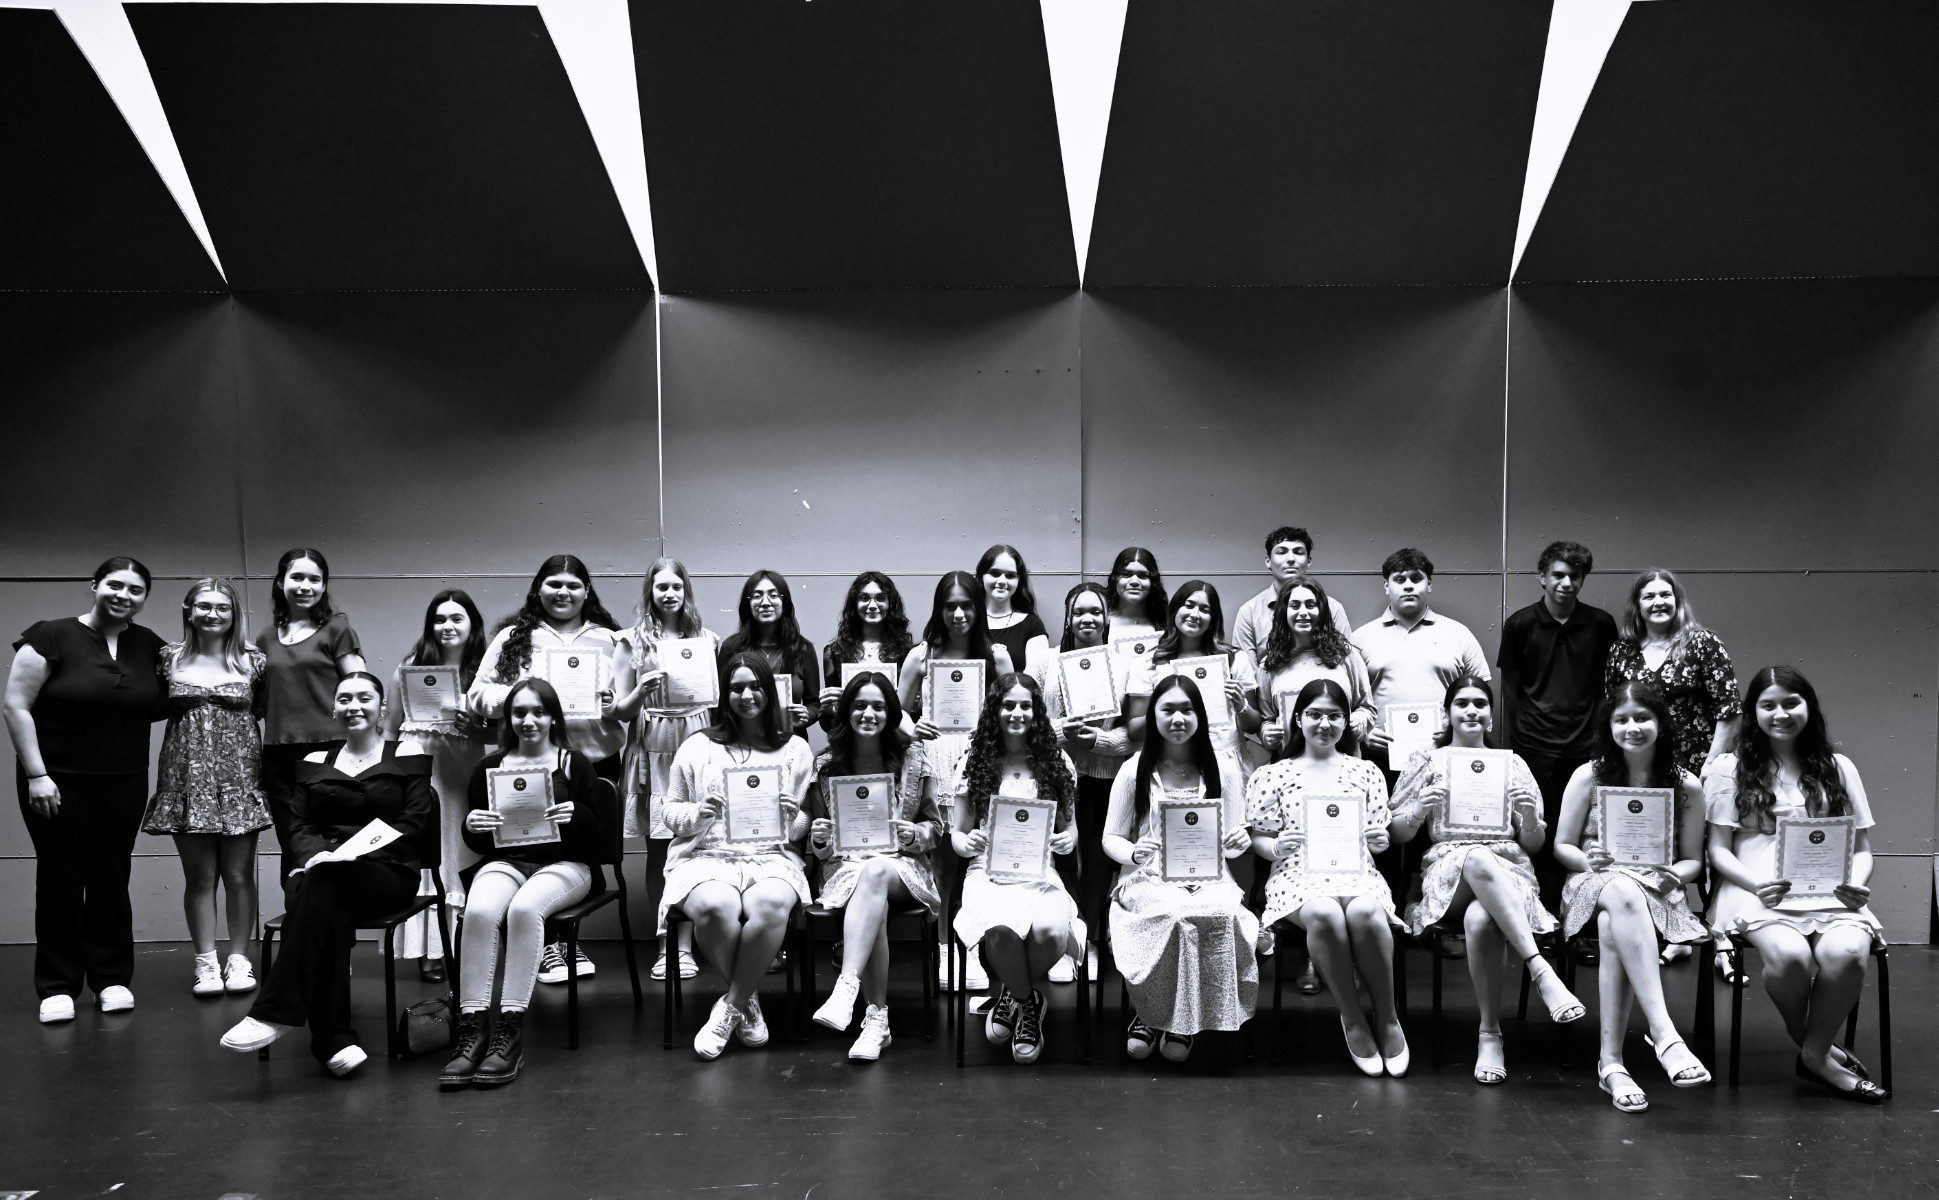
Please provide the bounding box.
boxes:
[1703,752,1874,837]
[986,612,1047,681]
[256,612,362,746]
[13,618,166,775]
[1245,755,1391,836]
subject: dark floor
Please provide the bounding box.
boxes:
[0,940,1930,1199]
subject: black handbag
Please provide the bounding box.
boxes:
[397,995,456,1057]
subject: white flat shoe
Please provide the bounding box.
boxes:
[38,995,76,1024]
[1382,1029,1411,1078]
[326,1045,367,1077]
[97,985,134,1013]
[1342,1017,1384,1077]
[220,1016,295,1052]
[815,973,862,1031]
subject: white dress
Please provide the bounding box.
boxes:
[389,665,489,959]
[1244,755,1397,928]
[1704,753,1882,938]
[948,747,1087,959]
[658,733,815,934]
[812,758,943,917]
[1132,647,1255,766]
[617,625,719,840]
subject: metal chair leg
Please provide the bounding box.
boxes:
[383,933,400,1059]
[1875,946,1893,1094]
[618,895,643,1007]
[1728,938,1745,1087]
[565,926,581,1051]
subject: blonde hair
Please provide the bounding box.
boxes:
[173,578,253,675]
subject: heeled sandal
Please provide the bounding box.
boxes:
[1646,1034,1712,1087]
[1714,948,1746,985]
[1341,1016,1384,1078]
[1473,1030,1506,1085]
[1526,952,1586,1023]
[1598,1061,1649,1113]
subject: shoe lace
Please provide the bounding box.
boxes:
[1014,994,1042,1045]
[455,1013,486,1055]
[540,945,564,969]
[486,1015,520,1058]
[708,1003,741,1037]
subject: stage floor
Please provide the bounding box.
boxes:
[1,941,1930,1198]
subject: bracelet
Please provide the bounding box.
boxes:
[26,772,48,781]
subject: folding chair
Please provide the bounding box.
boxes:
[1724,930,1890,1092]
[544,779,643,1049]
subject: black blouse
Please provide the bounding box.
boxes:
[13,618,166,775]
[289,741,434,870]
[462,748,606,894]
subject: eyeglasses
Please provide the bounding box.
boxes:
[191,603,234,614]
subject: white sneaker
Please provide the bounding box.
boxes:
[694,996,742,1060]
[220,1016,295,1052]
[1047,954,1076,983]
[964,947,989,991]
[326,1045,367,1077]
[39,995,75,1024]
[737,994,770,1047]
[814,973,862,1031]
[848,1005,892,1061]
[193,957,225,997]
[223,955,257,994]
[537,942,595,984]
[98,985,134,1013]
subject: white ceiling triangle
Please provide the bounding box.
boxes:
[1510,0,1632,278]
[1039,0,1128,285]
[539,0,659,288]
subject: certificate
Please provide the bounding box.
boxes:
[1384,702,1442,764]
[1597,787,1675,867]
[720,763,788,846]
[659,637,718,707]
[773,673,794,714]
[487,765,559,849]
[401,665,462,724]
[544,647,601,718]
[317,818,403,865]
[1169,655,1231,728]
[842,660,900,690]
[1443,748,1512,837]
[985,794,1055,883]
[1110,630,1159,674]
[924,658,986,733]
[1776,815,1855,900]
[1159,799,1223,883]
[1300,794,1370,879]
[828,773,896,856]
[1055,646,1118,721]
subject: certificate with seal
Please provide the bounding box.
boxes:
[842,660,900,690]
[544,647,601,718]
[772,674,793,714]
[1110,630,1160,674]
[1384,702,1442,764]
[1168,655,1231,728]
[1055,646,1118,722]
[1597,787,1674,867]
[1159,799,1223,883]
[829,773,896,856]
[1443,748,1513,837]
[1300,794,1369,880]
[401,665,462,724]
[659,637,718,707]
[985,795,1055,883]
[924,658,986,733]
[486,765,558,849]
[720,763,788,846]
[1776,815,1855,901]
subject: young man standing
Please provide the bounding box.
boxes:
[1231,525,1351,666]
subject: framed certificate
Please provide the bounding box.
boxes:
[1776,815,1855,900]
[1300,794,1370,880]
[985,794,1055,883]
[1056,646,1118,722]
[658,637,718,707]
[829,773,896,856]
[543,647,601,718]
[1110,630,1159,674]
[401,665,462,724]
[1597,787,1675,867]
[1384,702,1442,763]
[721,764,788,846]
[1159,799,1223,883]
[1168,655,1231,728]
[486,765,559,849]
[1443,748,1513,837]
[842,660,900,690]
[924,658,986,733]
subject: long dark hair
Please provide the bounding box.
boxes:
[93,555,153,589]
[403,589,487,689]
[1282,677,1358,759]
[718,570,813,678]
[1107,546,1168,628]
[1732,665,1851,834]
[1260,577,1351,672]
[1058,581,1112,652]
[270,547,336,629]
[492,555,619,682]
[703,651,792,750]
[1152,579,1226,666]
[821,671,909,778]
[1591,680,1679,788]
[830,571,914,666]
[921,571,995,664]
[960,672,1075,828]
[497,678,571,752]
[974,544,1038,616]
[1432,674,1502,749]
[1131,674,1223,829]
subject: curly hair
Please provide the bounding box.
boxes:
[1731,665,1850,835]
[492,555,619,682]
[830,571,914,667]
[1591,680,1679,788]
[959,673,1075,829]
[1259,577,1351,672]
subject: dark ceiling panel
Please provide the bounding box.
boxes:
[125,3,647,291]
[635,0,1076,292]
[1516,0,1939,283]
[0,9,224,291]
[1086,0,1551,288]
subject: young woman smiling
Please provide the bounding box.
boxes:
[975,545,1050,686]
[818,571,916,734]
[718,570,820,738]
[1045,583,1132,980]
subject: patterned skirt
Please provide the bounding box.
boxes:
[1560,866,1708,943]
[818,852,942,918]
[659,850,812,935]
[1110,873,1258,1034]
[1406,840,1557,936]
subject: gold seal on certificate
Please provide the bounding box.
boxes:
[924,659,985,733]
[1597,787,1674,867]
[401,665,462,724]
[842,660,900,690]
[721,764,788,846]
[1384,702,1441,764]
[1159,800,1222,883]
[1168,656,1231,728]
[544,647,601,718]
[1776,815,1855,903]
[659,637,718,707]
[829,773,896,855]
[487,765,559,849]
[1443,748,1513,837]
[1056,646,1118,722]
[1110,630,1159,674]
[985,794,1054,882]
[1300,794,1369,879]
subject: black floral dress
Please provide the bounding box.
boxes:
[142,649,272,836]
[1604,628,1739,777]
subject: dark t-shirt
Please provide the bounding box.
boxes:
[255,612,362,746]
[14,617,166,775]
[986,612,1047,680]
[1496,600,1619,762]
[716,633,821,730]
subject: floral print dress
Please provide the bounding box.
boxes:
[143,649,272,837]
[1604,628,1739,776]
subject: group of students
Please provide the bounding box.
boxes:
[2,529,1887,1107]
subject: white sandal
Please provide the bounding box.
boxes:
[1598,1060,1649,1113]
[1526,953,1586,1023]
[1647,1034,1711,1087]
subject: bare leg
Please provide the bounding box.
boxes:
[1460,850,1541,960]
[726,881,796,1011]
[1462,897,1505,1032]
[1296,899,1372,1055]
[684,882,748,999]
[1596,909,1636,1066]
[839,859,905,978]
[175,835,220,956]
[1596,876,1681,1046]
[218,831,260,960]
[1345,896,1402,1057]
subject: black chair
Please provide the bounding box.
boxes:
[1267,919,1407,1067]
[800,897,940,1042]
[543,778,643,1049]
[1409,922,1558,1067]
[662,897,810,1050]
[1724,930,1890,1092]
[1560,928,1716,1078]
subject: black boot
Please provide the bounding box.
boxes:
[439,1010,489,1088]
[474,1009,524,1087]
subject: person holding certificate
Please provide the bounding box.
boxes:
[1388,677,1584,1084]
[818,571,916,735]
[946,674,1082,1065]
[1553,681,1711,1111]
[661,653,815,1060]
[1102,675,1255,1063]
[718,570,821,737]
[444,679,603,1089]
[1128,581,1259,772]
[1703,666,1884,1103]
[977,545,1052,687]
[1105,546,1168,645]
[219,673,431,1077]
[805,674,941,1060]
[1255,581,1376,763]
[1245,679,1406,1076]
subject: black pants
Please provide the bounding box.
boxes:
[1523,753,1590,913]
[1065,775,1115,951]
[250,859,418,1062]
[261,742,331,899]
[17,767,147,1000]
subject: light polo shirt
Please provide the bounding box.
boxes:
[1350,607,1491,728]
[1231,583,1353,665]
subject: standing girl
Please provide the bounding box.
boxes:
[717,570,820,738]
[1129,580,1257,765]
[818,571,916,733]
[976,545,1050,685]
[1256,580,1375,760]
[1045,583,1132,980]
[1105,547,1168,642]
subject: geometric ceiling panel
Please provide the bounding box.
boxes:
[125,2,649,291]
[0,7,225,291]
[1516,0,1939,283]
[634,0,1078,292]
[1086,0,1552,288]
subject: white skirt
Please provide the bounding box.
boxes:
[659,851,812,935]
[952,864,1086,960]
[818,852,942,918]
